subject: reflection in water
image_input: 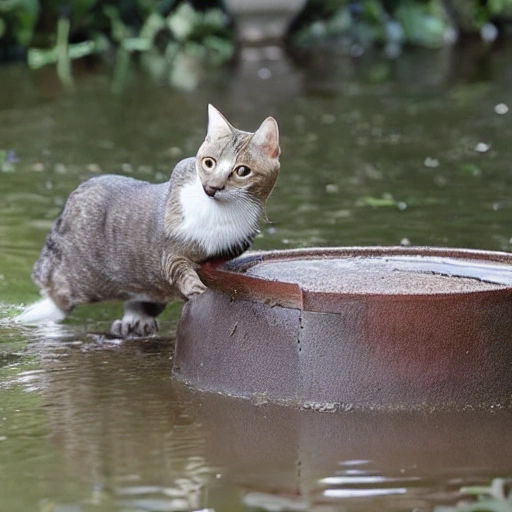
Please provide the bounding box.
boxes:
[4,334,214,511]
[3,320,512,510]
[7,332,512,511]
[1,42,512,511]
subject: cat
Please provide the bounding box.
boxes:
[17,105,280,337]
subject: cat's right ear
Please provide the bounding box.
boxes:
[207,104,233,139]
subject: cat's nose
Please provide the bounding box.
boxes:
[203,184,223,197]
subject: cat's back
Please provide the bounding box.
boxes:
[58,174,170,234]
[33,174,167,286]
[68,158,196,216]
[32,161,196,290]
[67,174,157,211]
[41,158,197,255]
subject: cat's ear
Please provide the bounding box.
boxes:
[252,117,280,159]
[207,104,233,139]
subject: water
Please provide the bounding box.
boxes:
[242,254,512,293]
[1,43,512,511]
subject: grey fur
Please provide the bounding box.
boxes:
[23,106,280,336]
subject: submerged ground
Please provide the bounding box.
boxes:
[1,42,512,511]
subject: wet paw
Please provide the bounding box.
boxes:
[110,315,159,338]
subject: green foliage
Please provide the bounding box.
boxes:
[2,0,512,82]
[0,0,230,53]
[0,0,232,88]
[0,0,39,47]
[437,478,512,512]
[107,2,233,92]
[291,0,512,49]
[487,0,512,16]
[395,0,451,48]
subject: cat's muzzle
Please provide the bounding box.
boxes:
[203,184,223,198]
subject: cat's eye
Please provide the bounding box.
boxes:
[202,157,216,170]
[235,165,251,177]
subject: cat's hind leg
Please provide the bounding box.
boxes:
[111,301,166,338]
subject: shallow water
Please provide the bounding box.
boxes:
[1,43,512,511]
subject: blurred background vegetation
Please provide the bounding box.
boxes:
[1,0,512,86]
[292,0,512,49]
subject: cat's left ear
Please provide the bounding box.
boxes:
[253,117,280,159]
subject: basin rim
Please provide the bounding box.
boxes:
[198,246,512,312]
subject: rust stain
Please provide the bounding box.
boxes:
[175,247,512,409]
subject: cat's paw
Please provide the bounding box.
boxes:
[179,274,207,300]
[110,315,159,338]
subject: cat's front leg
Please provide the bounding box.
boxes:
[176,270,207,299]
[164,256,207,299]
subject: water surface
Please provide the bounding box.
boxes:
[1,43,512,511]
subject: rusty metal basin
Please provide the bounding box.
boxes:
[173,247,512,410]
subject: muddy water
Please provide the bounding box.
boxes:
[1,43,512,511]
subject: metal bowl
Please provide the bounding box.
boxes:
[173,247,512,410]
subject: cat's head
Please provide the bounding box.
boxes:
[196,105,280,204]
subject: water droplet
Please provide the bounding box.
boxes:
[87,163,101,173]
[475,142,491,153]
[444,26,458,45]
[424,157,440,168]
[481,23,498,43]
[257,67,272,80]
[168,146,183,158]
[494,103,509,115]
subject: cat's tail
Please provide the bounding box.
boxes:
[16,297,66,325]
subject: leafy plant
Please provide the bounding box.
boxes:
[291,0,512,50]
[0,0,39,59]
[395,0,452,48]
[17,0,233,88]
[435,478,512,512]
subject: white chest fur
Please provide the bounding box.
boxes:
[177,176,261,255]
